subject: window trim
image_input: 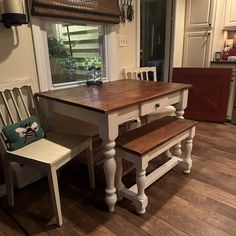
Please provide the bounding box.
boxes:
[31,16,110,91]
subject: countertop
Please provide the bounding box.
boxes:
[211,60,236,64]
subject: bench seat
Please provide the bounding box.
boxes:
[115,116,197,214]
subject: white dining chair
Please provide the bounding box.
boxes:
[0,79,95,226]
[124,67,157,81]
[124,67,176,123]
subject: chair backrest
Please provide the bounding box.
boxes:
[124,67,157,81]
[0,79,37,153]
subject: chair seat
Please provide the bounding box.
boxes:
[8,132,89,165]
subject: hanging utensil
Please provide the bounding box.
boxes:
[127,0,134,22]
[120,0,126,23]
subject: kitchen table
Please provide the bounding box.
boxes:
[35,79,191,212]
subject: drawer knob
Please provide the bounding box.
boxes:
[155,103,160,108]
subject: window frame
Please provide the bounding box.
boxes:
[31,16,110,91]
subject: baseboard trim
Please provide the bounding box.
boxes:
[0,184,6,197]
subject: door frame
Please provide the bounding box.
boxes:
[136,0,174,82]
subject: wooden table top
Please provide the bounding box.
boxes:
[35,79,191,113]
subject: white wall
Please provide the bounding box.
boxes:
[107,2,137,81]
[172,0,186,67]
[0,24,39,89]
[211,0,226,60]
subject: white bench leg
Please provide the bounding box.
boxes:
[182,137,193,174]
[47,167,63,226]
[135,167,148,214]
[115,155,125,201]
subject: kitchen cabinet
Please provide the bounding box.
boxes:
[224,0,236,29]
[211,62,236,120]
[185,0,214,30]
[183,31,212,67]
[182,0,215,67]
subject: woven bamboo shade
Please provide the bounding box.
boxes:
[31,0,121,24]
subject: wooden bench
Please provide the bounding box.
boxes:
[115,116,197,214]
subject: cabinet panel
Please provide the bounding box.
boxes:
[185,0,213,30]
[183,31,211,67]
[211,63,236,119]
[224,0,236,29]
[173,68,231,122]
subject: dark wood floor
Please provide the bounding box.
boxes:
[0,122,236,236]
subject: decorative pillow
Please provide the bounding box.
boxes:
[2,115,44,151]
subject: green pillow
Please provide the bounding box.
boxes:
[2,115,44,151]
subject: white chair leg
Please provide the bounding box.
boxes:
[173,142,182,157]
[182,137,193,174]
[47,167,63,226]
[3,158,14,207]
[136,117,142,127]
[135,168,148,214]
[86,140,95,189]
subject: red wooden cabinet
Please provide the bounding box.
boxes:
[172,68,232,122]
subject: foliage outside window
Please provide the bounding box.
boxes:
[46,22,106,85]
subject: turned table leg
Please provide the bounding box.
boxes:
[103,140,117,212]
[115,154,125,201]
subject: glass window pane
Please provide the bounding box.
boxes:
[46,22,106,85]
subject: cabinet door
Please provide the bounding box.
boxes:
[183,31,212,67]
[185,0,213,30]
[224,0,236,29]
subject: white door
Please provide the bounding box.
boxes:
[224,0,236,28]
[183,31,212,67]
[185,0,213,30]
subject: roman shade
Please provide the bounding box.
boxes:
[31,0,121,24]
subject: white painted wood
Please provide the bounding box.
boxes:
[0,92,16,124]
[141,97,168,116]
[136,0,141,67]
[172,0,186,68]
[182,138,193,174]
[9,90,23,121]
[115,123,196,214]
[38,86,189,213]
[115,154,125,201]
[31,18,52,91]
[128,156,180,195]
[163,0,175,83]
[124,67,175,121]
[103,140,117,212]
[182,0,217,68]
[135,169,148,214]
[18,88,31,117]
[124,67,157,81]
[210,63,236,120]
[183,31,212,67]
[185,0,214,30]
[0,83,95,226]
[47,167,62,226]
[224,0,236,29]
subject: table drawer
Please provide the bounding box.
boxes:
[141,97,168,116]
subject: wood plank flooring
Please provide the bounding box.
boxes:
[0,122,236,236]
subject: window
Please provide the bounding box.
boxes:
[45,22,106,86]
[32,17,119,91]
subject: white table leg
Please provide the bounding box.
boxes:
[103,139,117,212]
[115,154,125,201]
